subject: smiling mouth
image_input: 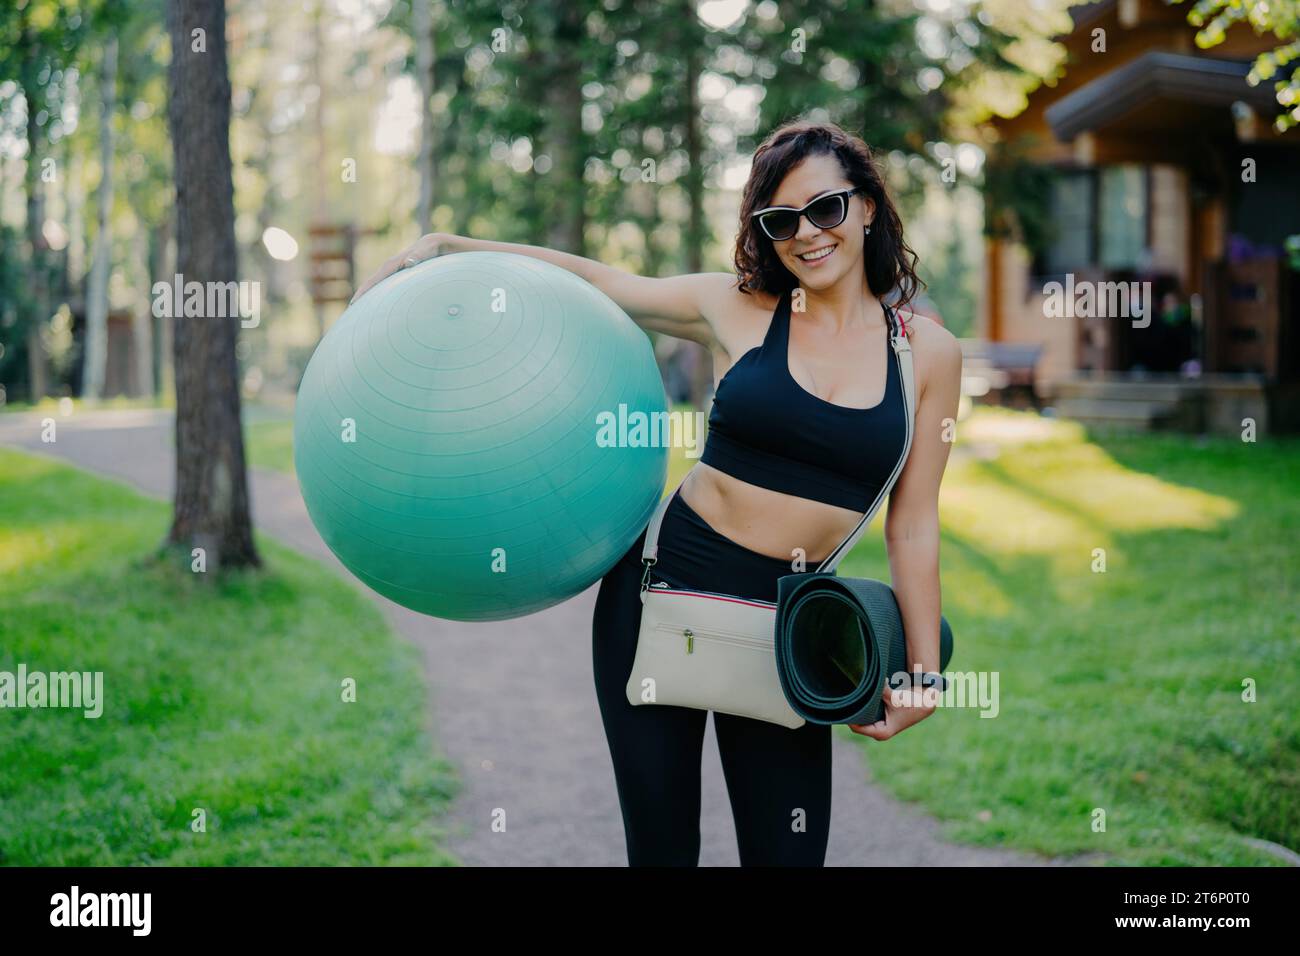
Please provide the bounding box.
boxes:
[796,244,836,263]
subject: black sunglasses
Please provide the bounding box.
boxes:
[751,187,864,242]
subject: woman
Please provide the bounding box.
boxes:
[353,119,962,867]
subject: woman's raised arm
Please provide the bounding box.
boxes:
[351,232,732,349]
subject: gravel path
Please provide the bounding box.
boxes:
[1,408,1070,867]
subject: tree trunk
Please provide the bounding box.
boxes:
[65,142,86,294]
[310,0,328,338]
[131,221,155,397]
[21,17,49,403]
[442,63,472,235]
[413,0,437,235]
[682,29,713,410]
[83,35,119,402]
[165,0,259,570]
[520,39,545,247]
[152,217,175,398]
[543,1,585,254]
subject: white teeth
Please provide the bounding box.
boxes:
[798,246,834,261]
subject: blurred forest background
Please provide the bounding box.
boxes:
[0,0,1079,412]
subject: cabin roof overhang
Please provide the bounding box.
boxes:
[1043,51,1281,140]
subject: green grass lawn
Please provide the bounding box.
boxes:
[0,394,171,415]
[0,448,458,865]
[246,419,295,475]
[836,408,1299,866]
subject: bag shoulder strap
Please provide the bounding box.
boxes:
[641,303,917,575]
[815,305,916,572]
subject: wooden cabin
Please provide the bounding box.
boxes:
[981,0,1300,432]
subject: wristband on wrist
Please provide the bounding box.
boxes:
[889,669,947,693]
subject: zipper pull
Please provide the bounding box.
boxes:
[684,628,694,654]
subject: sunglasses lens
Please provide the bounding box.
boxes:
[807,194,847,229]
[761,211,798,240]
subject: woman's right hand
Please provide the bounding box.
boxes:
[350,232,459,305]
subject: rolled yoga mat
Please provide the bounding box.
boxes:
[773,573,954,726]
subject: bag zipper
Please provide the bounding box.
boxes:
[652,621,772,654]
[643,582,776,610]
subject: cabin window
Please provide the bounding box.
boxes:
[1098,164,1148,270]
[1044,170,1095,276]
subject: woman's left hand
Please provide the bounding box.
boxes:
[847,683,937,740]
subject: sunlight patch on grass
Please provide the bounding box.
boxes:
[0,526,62,576]
[941,466,1096,558]
[986,440,1239,535]
[943,413,1238,567]
[957,406,1084,448]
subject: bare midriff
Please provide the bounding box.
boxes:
[677,462,866,566]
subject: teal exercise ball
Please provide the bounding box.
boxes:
[293,251,669,621]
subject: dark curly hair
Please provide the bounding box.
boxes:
[733,119,923,312]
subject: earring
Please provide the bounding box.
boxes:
[864,224,872,236]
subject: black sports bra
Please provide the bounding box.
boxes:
[699,287,908,512]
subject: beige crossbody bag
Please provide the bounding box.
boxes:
[624,310,917,728]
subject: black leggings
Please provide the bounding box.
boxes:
[591,490,832,866]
